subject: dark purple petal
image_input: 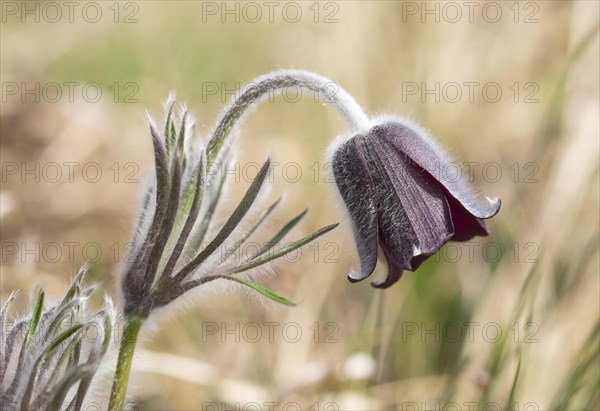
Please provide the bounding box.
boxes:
[363,133,454,273]
[331,119,501,289]
[446,193,489,241]
[372,121,501,219]
[371,248,404,288]
[332,137,378,282]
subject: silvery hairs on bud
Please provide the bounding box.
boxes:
[0,267,115,411]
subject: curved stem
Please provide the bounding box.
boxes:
[108,315,144,411]
[207,69,369,164]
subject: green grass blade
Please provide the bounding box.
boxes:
[550,320,600,410]
[505,353,522,410]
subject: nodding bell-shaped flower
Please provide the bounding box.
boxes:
[330,117,501,288]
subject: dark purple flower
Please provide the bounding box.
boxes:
[331,118,501,288]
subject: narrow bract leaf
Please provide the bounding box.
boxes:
[183,168,227,263]
[73,308,113,411]
[101,297,115,356]
[164,101,175,154]
[221,197,282,262]
[158,168,199,271]
[222,276,296,306]
[45,289,93,340]
[161,158,206,280]
[131,183,155,247]
[25,290,45,347]
[0,291,19,333]
[31,329,84,409]
[249,208,307,260]
[0,291,19,377]
[147,151,182,287]
[59,268,85,307]
[234,223,339,274]
[46,364,95,411]
[126,124,170,294]
[46,324,84,355]
[174,158,271,282]
[2,320,27,384]
[177,111,187,157]
[22,323,83,411]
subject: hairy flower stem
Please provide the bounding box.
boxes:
[207,69,370,164]
[108,314,144,411]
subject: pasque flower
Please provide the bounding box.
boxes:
[109,70,501,410]
[330,117,501,288]
[199,70,501,289]
[1,268,114,411]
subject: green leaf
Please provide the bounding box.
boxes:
[46,364,96,411]
[183,167,227,263]
[73,303,114,411]
[125,124,171,292]
[21,323,83,410]
[100,297,114,356]
[2,319,27,379]
[0,291,19,378]
[46,324,84,355]
[159,154,206,278]
[221,197,282,262]
[176,111,187,158]
[44,288,93,341]
[145,150,182,286]
[174,158,272,283]
[33,329,84,407]
[250,208,307,260]
[130,183,155,247]
[164,100,175,153]
[25,289,45,347]
[0,290,18,328]
[233,223,339,274]
[169,121,177,152]
[59,267,85,308]
[222,277,296,306]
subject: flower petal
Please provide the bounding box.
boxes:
[446,194,489,241]
[371,250,404,289]
[371,121,501,219]
[363,132,454,271]
[332,137,379,282]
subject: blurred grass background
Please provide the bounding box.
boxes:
[1,1,599,410]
